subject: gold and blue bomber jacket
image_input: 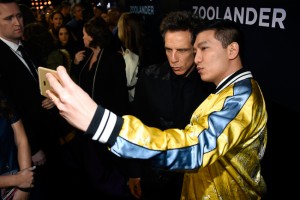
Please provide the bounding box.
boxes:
[86,69,268,199]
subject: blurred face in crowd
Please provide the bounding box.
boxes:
[93,6,104,18]
[164,30,195,76]
[73,5,83,21]
[82,27,92,48]
[0,2,23,44]
[51,12,63,29]
[58,27,69,46]
[61,6,70,17]
[44,7,53,23]
[101,12,109,23]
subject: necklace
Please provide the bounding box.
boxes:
[79,48,104,99]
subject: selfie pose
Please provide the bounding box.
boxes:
[47,19,268,200]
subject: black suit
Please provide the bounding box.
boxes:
[0,39,72,199]
[0,39,63,155]
[133,61,213,129]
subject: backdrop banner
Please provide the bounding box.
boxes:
[125,0,299,112]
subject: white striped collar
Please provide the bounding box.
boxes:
[215,69,253,94]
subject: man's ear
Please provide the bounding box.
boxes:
[227,42,239,59]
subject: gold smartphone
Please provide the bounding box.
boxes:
[38,67,58,97]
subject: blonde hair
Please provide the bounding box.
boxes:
[117,12,145,56]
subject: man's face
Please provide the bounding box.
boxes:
[93,7,103,18]
[61,6,70,16]
[193,30,230,86]
[0,2,23,44]
[73,6,83,21]
[164,30,195,76]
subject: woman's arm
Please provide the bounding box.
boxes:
[0,119,34,191]
[12,119,32,171]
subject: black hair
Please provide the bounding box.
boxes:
[84,17,112,49]
[160,11,204,45]
[196,19,245,61]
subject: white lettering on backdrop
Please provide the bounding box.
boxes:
[130,5,155,15]
[192,6,286,29]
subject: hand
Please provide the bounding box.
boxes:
[41,97,55,109]
[128,178,142,199]
[46,66,98,132]
[74,50,85,65]
[16,166,36,189]
[31,150,46,166]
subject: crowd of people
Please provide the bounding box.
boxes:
[0,0,268,199]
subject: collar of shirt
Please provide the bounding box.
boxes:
[0,37,21,52]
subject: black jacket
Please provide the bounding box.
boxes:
[0,40,62,155]
[71,48,130,115]
[133,61,213,129]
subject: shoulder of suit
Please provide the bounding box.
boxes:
[142,61,170,78]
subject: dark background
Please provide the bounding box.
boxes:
[19,0,299,198]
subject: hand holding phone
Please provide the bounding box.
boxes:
[38,67,58,97]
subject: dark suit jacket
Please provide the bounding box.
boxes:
[133,61,214,130]
[0,39,60,154]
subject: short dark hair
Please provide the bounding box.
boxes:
[198,19,244,57]
[160,11,203,45]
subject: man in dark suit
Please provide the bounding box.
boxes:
[0,0,71,199]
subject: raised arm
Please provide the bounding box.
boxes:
[46,66,97,131]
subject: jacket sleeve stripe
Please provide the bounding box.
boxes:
[86,106,124,146]
[92,108,109,141]
[99,110,117,143]
[92,108,117,143]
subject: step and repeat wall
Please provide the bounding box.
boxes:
[122,0,299,112]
